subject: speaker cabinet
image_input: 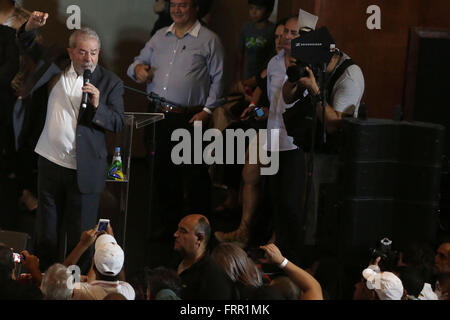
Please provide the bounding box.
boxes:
[338,118,445,252]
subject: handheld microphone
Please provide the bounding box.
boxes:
[81,69,92,109]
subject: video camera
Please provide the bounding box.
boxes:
[287,27,336,82]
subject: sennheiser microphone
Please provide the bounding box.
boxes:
[81,69,92,109]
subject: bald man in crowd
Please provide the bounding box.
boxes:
[173,214,236,300]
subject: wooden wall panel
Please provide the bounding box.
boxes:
[319,0,421,119]
[209,0,250,86]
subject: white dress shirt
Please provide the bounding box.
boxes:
[265,50,298,152]
[35,63,83,169]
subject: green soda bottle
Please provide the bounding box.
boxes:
[108,147,124,180]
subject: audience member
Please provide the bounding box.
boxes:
[434,237,450,300]
[211,242,264,299]
[398,241,435,283]
[146,266,183,300]
[399,267,427,300]
[20,250,44,287]
[354,239,403,300]
[72,233,135,300]
[259,243,323,300]
[238,0,275,80]
[397,241,437,300]
[212,19,285,223]
[40,263,73,300]
[66,225,135,300]
[126,269,148,300]
[63,225,102,268]
[360,267,404,300]
[0,244,43,300]
[173,214,236,299]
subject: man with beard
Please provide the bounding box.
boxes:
[18,12,124,271]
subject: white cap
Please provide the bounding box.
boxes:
[95,234,117,250]
[94,234,124,276]
[298,9,319,31]
[363,268,404,300]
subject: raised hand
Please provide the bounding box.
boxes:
[258,243,285,265]
[25,11,49,32]
[79,227,101,248]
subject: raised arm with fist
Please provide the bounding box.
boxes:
[25,11,49,31]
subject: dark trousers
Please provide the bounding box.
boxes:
[149,113,211,240]
[0,92,16,176]
[269,149,307,266]
[35,156,100,272]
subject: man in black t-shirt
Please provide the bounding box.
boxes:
[174,214,236,300]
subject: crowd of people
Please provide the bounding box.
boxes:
[0,0,449,301]
[1,216,449,300]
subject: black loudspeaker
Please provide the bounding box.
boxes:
[404,28,450,233]
[337,118,445,252]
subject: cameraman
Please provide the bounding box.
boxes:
[282,37,365,132]
[281,29,365,247]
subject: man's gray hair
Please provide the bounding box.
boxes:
[69,27,101,49]
[40,263,73,300]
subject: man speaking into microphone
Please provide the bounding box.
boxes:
[17,11,124,271]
